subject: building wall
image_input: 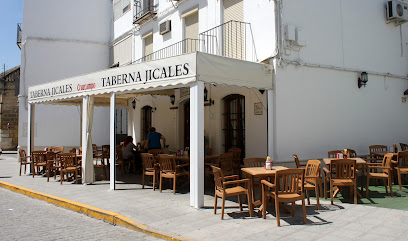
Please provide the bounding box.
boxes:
[0,68,19,150]
[273,0,408,161]
[19,0,113,148]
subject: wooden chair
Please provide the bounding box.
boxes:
[396,151,408,191]
[348,149,357,158]
[293,154,306,168]
[148,149,164,157]
[115,145,125,176]
[400,143,408,151]
[52,146,64,153]
[60,153,81,184]
[218,152,234,176]
[261,168,306,226]
[243,157,266,201]
[328,150,342,158]
[157,154,189,194]
[101,145,110,165]
[18,149,32,176]
[366,153,395,198]
[141,153,158,190]
[228,147,242,174]
[31,151,47,178]
[46,151,61,182]
[211,165,253,220]
[304,160,321,210]
[369,145,387,162]
[324,159,357,204]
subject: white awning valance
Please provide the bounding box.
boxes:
[28,52,273,104]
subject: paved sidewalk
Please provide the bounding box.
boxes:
[1,154,407,240]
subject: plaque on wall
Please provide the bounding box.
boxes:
[254,102,263,115]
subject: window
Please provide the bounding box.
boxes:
[183,10,199,53]
[223,94,245,156]
[109,36,132,67]
[114,0,131,21]
[143,33,153,61]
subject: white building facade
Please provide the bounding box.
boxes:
[20,0,408,207]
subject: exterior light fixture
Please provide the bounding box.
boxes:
[259,89,265,94]
[170,95,175,105]
[358,72,368,88]
[132,99,136,109]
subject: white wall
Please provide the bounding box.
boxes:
[19,0,113,148]
[273,0,408,161]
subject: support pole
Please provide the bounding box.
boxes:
[189,81,204,208]
[27,103,35,172]
[110,93,116,190]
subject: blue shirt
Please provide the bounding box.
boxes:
[147,132,162,149]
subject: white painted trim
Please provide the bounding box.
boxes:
[110,93,116,190]
[181,6,199,18]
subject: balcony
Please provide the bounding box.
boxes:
[133,0,157,25]
[17,23,22,49]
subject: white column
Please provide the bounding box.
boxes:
[110,93,116,190]
[267,89,274,159]
[27,103,35,171]
[190,81,204,208]
[81,97,88,184]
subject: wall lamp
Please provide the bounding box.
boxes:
[170,95,175,105]
[358,71,368,88]
[132,99,136,109]
[204,87,214,105]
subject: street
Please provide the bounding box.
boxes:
[0,188,160,240]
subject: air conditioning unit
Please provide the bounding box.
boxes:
[387,0,408,24]
[160,20,171,35]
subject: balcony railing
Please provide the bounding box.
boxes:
[134,0,157,25]
[132,38,203,64]
[199,20,258,62]
[17,23,22,49]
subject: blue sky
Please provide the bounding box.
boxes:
[0,0,23,71]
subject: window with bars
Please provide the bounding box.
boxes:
[141,106,152,141]
[223,94,245,156]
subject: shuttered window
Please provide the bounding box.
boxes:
[109,36,132,66]
[144,34,154,61]
[184,11,199,53]
[223,0,244,59]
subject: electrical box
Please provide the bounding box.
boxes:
[284,25,296,41]
[160,20,171,35]
[295,27,306,46]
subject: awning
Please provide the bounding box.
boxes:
[28,52,273,104]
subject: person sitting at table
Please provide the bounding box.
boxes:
[146,127,166,150]
[122,136,139,173]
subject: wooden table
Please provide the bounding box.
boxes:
[174,155,219,164]
[241,166,288,213]
[323,158,366,197]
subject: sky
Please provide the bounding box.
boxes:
[0,0,24,72]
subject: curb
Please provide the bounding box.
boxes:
[0,181,192,241]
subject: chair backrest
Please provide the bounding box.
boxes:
[60,153,76,168]
[157,154,176,172]
[397,150,408,168]
[305,160,321,185]
[381,153,395,175]
[328,150,342,158]
[116,145,123,160]
[228,147,242,161]
[369,145,387,155]
[243,157,265,167]
[211,165,225,192]
[218,152,234,176]
[102,145,110,158]
[400,143,408,151]
[275,168,304,194]
[293,154,301,168]
[46,151,56,161]
[148,149,164,157]
[329,159,356,180]
[141,153,156,170]
[53,146,64,153]
[31,151,47,164]
[348,149,357,158]
[69,148,76,153]
[19,149,27,162]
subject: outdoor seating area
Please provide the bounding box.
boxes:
[16,143,408,227]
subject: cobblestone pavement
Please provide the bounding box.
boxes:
[0,188,160,241]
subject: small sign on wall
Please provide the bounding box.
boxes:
[254,102,263,115]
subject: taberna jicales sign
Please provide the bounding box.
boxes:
[28,53,196,101]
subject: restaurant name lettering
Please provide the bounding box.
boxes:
[30,84,73,98]
[101,63,190,87]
